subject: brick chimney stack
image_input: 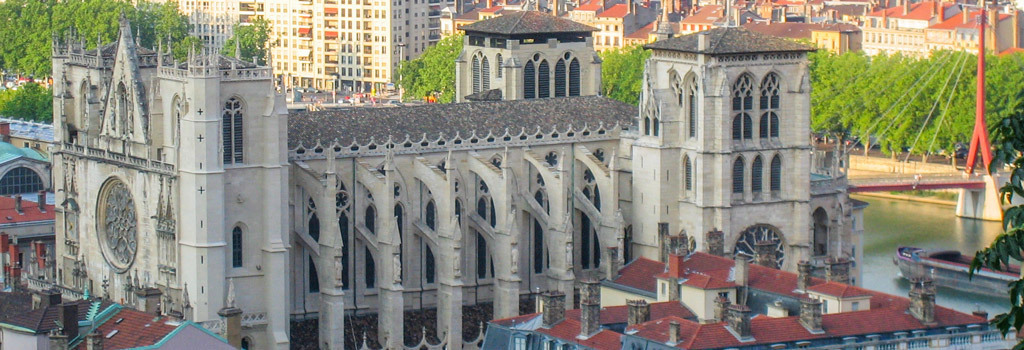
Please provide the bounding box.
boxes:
[909,278,936,325]
[37,191,46,212]
[15,194,23,214]
[48,329,69,350]
[799,298,824,333]
[59,303,79,342]
[667,232,689,256]
[579,278,601,338]
[627,299,650,326]
[136,288,163,314]
[541,291,566,327]
[825,257,851,284]
[753,240,777,269]
[797,260,813,292]
[0,123,10,143]
[734,255,749,287]
[726,304,752,339]
[705,229,724,256]
[85,331,103,350]
[713,296,731,323]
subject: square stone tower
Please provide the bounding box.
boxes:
[455,11,602,102]
[630,27,826,272]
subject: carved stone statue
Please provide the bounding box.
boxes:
[392,253,402,284]
[510,242,519,274]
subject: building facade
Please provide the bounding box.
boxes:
[51,18,291,349]
[50,15,857,350]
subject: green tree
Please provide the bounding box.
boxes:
[0,0,194,76]
[970,76,1024,350]
[599,45,649,105]
[222,18,271,65]
[0,84,54,122]
[396,34,462,103]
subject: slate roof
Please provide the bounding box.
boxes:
[0,117,55,142]
[288,96,635,149]
[464,88,503,101]
[0,299,115,334]
[461,10,597,35]
[644,26,815,54]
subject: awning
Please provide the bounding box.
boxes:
[325,7,338,14]
[298,27,311,35]
[325,31,339,38]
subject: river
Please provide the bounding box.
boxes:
[856,195,1009,317]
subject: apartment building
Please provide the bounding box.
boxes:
[863,0,1021,56]
[169,0,449,92]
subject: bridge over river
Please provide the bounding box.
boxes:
[848,173,986,193]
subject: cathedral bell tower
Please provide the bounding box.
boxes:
[631,27,817,272]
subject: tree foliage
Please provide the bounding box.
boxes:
[809,50,1024,157]
[599,45,650,106]
[0,84,54,122]
[969,74,1024,350]
[397,34,462,103]
[221,18,271,65]
[0,0,196,76]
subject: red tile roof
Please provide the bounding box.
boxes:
[75,309,179,350]
[611,257,664,292]
[807,281,872,298]
[0,195,54,224]
[867,1,943,21]
[680,5,724,24]
[597,4,629,18]
[565,301,696,324]
[625,21,657,39]
[928,9,1011,30]
[1001,47,1024,55]
[575,3,604,12]
[480,5,504,13]
[534,317,622,350]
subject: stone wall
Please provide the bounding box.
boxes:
[849,155,957,174]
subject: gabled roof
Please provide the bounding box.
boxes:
[574,3,604,12]
[597,4,630,18]
[75,309,180,349]
[0,299,115,334]
[867,1,943,20]
[494,314,622,350]
[461,10,598,34]
[610,257,664,293]
[644,26,815,54]
[679,5,724,25]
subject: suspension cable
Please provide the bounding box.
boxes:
[926,51,972,156]
[903,52,970,163]
[873,52,956,143]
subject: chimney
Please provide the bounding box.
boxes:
[605,246,621,279]
[15,195,23,214]
[59,303,79,342]
[963,5,969,24]
[902,0,909,16]
[48,329,69,350]
[86,331,103,350]
[551,0,560,16]
[541,291,566,327]
[733,256,749,287]
[972,309,988,320]
[35,288,62,309]
[135,287,162,314]
[825,257,851,284]
[668,320,682,345]
[35,241,45,269]
[697,32,709,51]
[37,191,46,212]
[753,240,777,269]
[668,254,684,277]
[667,232,689,256]
[909,278,936,325]
[705,229,724,256]
[988,8,996,28]
[218,305,243,348]
[487,0,493,8]
[932,1,938,17]
[799,298,824,333]
[797,260,813,292]
[0,122,10,143]
[627,299,650,326]
[713,296,731,322]
[726,304,752,339]
[579,278,601,338]
[1013,10,1019,49]
[938,3,945,21]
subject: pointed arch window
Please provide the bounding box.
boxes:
[683,156,693,192]
[554,59,567,97]
[524,61,536,99]
[759,112,780,139]
[308,256,320,293]
[365,247,376,289]
[337,184,351,290]
[365,205,377,235]
[687,76,698,138]
[732,74,754,111]
[222,98,244,164]
[760,73,780,110]
[732,157,745,194]
[568,58,581,96]
[538,60,550,98]
[472,55,481,94]
[752,156,764,193]
[580,214,601,270]
[533,218,545,274]
[231,227,243,268]
[395,204,404,281]
[424,245,436,284]
[733,114,752,140]
[425,200,436,231]
[476,230,490,279]
[771,155,782,192]
[481,56,491,91]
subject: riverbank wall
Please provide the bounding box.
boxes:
[849,155,957,174]
[851,192,956,206]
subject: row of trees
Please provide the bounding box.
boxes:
[811,50,1024,158]
[0,0,201,77]
[0,84,52,122]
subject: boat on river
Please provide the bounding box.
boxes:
[894,246,1018,298]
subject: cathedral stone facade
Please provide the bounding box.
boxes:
[51,15,857,350]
